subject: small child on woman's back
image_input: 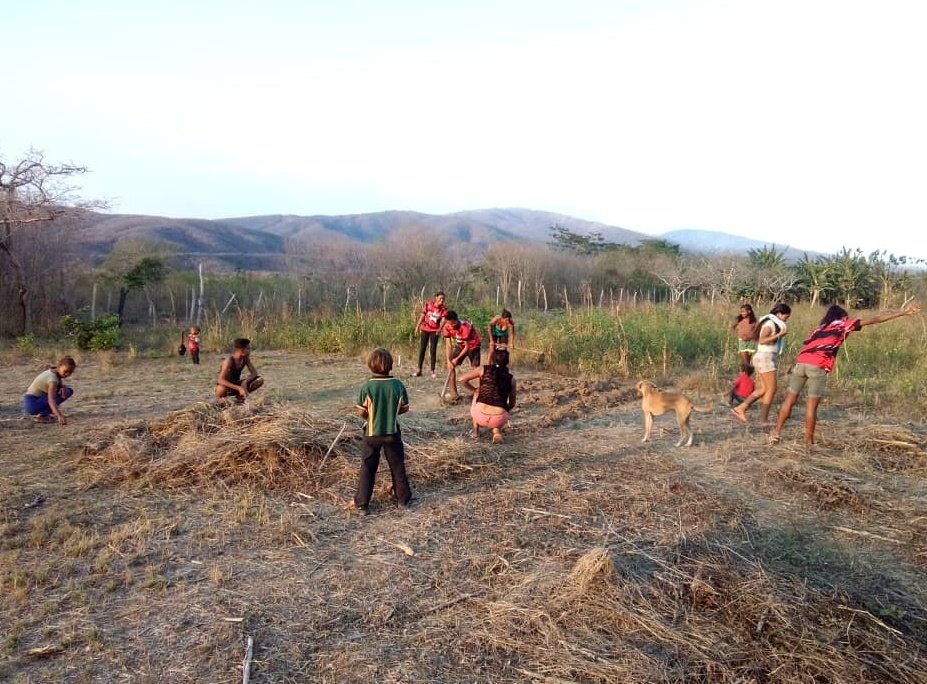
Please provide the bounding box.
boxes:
[729,363,755,407]
[349,348,412,515]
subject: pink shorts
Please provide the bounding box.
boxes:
[470,401,509,429]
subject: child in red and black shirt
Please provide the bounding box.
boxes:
[443,310,481,401]
[770,302,920,445]
[413,291,447,377]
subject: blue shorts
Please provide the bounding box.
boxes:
[23,387,73,416]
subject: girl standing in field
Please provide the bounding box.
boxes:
[23,357,76,425]
[769,302,920,445]
[731,302,791,426]
[488,309,516,352]
[460,348,517,444]
[730,303,758,366]
[413,291,447,378]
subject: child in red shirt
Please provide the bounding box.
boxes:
[728,363,755,406]
[186,326,201,365]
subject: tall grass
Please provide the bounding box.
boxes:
[4,301,924,414]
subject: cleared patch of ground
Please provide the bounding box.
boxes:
[1,351,926,682]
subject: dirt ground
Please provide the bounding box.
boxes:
[1,351,926,683]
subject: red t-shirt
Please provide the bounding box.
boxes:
[420,300,447,333]
[187,333,200,351]
[732,374,754,397]
[794,318,862,372]
[443,319,480,351]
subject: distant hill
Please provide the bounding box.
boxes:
[660,229,819,262]
[67,208,820,271]
[447,208,652,245]
[222,210,519,246]
[69,213,289,270]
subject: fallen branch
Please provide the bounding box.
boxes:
[242,636,254,684]
[318,422,348,471]
[832,526,903,545]
[420,591,481,616]
[521,507,571,519]
[837,605,904,637]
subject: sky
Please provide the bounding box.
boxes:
[3,0,926,259]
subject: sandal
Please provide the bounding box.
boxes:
[768,434,781,445]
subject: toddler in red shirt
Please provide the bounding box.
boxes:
[728,363,755,406]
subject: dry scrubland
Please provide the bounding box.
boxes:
[1,349,926,683]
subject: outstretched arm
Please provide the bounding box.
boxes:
[859,303,920,327]
[459,366,482,394]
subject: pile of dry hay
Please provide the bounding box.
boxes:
[74,401,500,492]
[464,546,927,683]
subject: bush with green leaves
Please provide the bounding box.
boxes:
[60,313,122,350]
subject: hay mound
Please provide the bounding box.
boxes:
[74,403,502,492]
[467,543,927,682]
[75,402,360,489]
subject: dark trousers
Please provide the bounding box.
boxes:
[190,349,200,365]
[354,433,412,508]
[729,390,748,406]
[417,331,439,372]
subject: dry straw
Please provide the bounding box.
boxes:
[465,544,927,683]
[74,400,501,493]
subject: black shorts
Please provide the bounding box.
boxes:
[455,345,481,367]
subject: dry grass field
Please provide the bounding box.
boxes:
[1,350,926,682]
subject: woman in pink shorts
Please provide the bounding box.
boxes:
[460,349,517,444]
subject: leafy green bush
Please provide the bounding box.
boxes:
[15,333,37,354]
[60,314,121,350]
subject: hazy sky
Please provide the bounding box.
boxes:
[3,0,926,259]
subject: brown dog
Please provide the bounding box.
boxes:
[637,380,711,447]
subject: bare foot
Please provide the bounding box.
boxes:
[730,408,747,424]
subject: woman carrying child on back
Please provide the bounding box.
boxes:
[460,348,517,444]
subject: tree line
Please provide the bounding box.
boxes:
[1,150,923,337]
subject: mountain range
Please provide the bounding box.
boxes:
[68,208,814,270]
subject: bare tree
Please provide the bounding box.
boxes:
[650,255,702,306]
[0,149,102,333]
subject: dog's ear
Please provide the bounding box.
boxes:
[636,380,645,394]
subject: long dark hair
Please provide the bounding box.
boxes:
[819,305,848,327]
[482,349,512,401]
[736,303,756,324]
[769,302,791,317]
